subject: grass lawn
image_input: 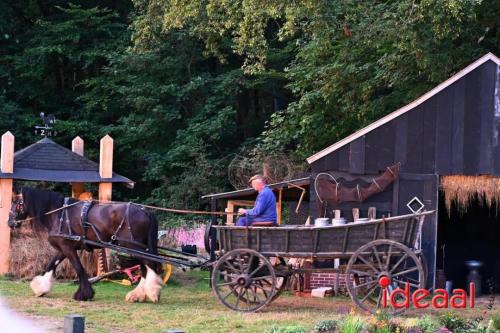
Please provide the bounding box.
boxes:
[0,270,498,333]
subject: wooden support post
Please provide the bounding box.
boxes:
[98,135,113,275]
[209,198,218,262]
[368,206,377,220]
[226,200,254,225]
[277,189,283,225]
[64,314,85,333]
[226,202,234,225]
[352,208,360,221]
[71,136,85,198]
[0,132,14,275]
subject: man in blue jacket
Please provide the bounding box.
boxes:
[236,175,277,226]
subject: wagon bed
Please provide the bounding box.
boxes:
[214,212,427,259]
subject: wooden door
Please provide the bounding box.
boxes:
[392,173,439,289]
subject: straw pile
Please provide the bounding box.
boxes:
[440,175,500,214]
[9,226,97,280]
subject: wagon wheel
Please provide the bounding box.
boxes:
[345,239,425,314]
[220,276,287,304]
[212,249,276,312]
[225,257,288,304]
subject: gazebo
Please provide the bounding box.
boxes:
[0,132,134,275]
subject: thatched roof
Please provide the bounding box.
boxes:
[440,175,500,213]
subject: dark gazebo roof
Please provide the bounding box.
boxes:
[0,138,134,187]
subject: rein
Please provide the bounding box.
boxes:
[12,200,84,226]
[12,199,240,226]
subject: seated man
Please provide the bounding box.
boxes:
[236,175,277,226]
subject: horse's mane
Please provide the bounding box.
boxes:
[22,187,66,231]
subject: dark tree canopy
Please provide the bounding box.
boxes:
[0,0,498,224]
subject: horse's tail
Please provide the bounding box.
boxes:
[146,211,159,255]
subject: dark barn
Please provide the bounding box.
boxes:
[307,53,500,292]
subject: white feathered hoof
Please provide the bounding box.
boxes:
[125,277,147,303]
[144,265,163,303]
[30,271,54,297]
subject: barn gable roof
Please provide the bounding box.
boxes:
[307,52,500,164]
[0,137,134,187]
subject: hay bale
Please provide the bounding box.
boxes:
[9,227,97,279]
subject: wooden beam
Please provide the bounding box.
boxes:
[71,136,85,198]
[99,135,113,179]
[226,202,235,225]
[0,132,14,274]
[277,189,282,225]
[98,135,114,275]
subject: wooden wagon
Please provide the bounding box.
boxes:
[210,211,433,313]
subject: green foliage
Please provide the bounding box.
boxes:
[268,325,307,333]
[439,312,471,333]
[339,315,365,333]
[415,316,436,333]
[314,319,338,332]
[1,0,499,219]
[488,314,500,333]
[436,313,492,333]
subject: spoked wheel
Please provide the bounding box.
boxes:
[235,274,287,304]
[232,256,289,304]
[345,239,425,314]
[212,249,276,312]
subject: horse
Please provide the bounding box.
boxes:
[8,187,164,302]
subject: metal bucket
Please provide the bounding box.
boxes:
[332,218,346,226]
[314,218,331,227]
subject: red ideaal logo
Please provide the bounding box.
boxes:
[378,276,475,309]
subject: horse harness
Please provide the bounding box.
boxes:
[56,199,144,250]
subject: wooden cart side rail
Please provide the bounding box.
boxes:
[214,211,435,257]
[213,211,435,230]
[214,250,409,259]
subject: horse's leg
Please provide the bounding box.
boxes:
[66,248,94,301]
[126,260,163,303]
[30,253,66,297]
[142,261,163,303]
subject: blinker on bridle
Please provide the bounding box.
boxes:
[14,193,25,212]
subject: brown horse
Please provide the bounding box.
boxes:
[8,187,163,302]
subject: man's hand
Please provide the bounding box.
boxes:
[238,208,247,215]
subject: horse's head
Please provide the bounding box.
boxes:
[8,189,28,228]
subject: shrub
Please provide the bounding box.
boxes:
[439,312,468,333]
[487,314,500,333]
[314,320,338,332]
[415,316,436,333]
